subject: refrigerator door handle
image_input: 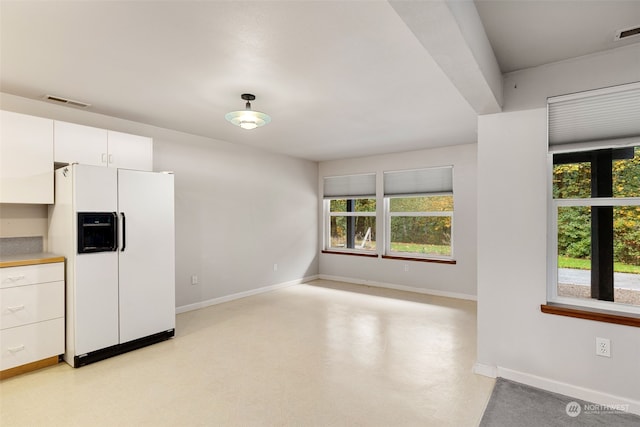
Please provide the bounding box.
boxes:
[112,212,119,251]
[120,212,126,252]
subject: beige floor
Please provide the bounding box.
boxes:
[0,280,495,426]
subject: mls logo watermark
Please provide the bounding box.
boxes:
[566,401,581,417]
[565,400,630,418]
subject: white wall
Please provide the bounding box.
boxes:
[318,143,477,299]
[0,93,319,309]
[502,43,640,112]
[476,46,640,410]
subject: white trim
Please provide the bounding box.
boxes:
[548,196,640,316]
[329,211,377,217]
[473,362,497,378]
[384,195,455,259]
[175,275,319,314]
[496,367,640,416]
[555,197,640,207]
[324,198,377,253]
[389,211,453,217]
[318,274,477,301]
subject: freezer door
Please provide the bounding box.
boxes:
[117,170,175,343]
[74,164,117,211]
[73,165,120,354]
[75,252,120,354]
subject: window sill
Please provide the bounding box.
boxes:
[321,250,378,258]
[541,303,640,328]
[381,255,456,265]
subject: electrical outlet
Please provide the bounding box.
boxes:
[404,264,409,272]
[191,275,199,285]
[273,263,278,272]
[595,337,611,357]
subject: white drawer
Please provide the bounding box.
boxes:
[1,317,64,370]
[0,281,64,330]
[0,262,64,289]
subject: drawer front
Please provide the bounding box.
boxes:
[0,281,64,329]
[0,263,64,289]
[1,318,64,370]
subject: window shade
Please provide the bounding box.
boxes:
[323,173,376,198]
[548,82,640,153]
[384,166,453,196]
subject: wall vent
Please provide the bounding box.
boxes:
[43,95,91,108]
[614,25,640,41]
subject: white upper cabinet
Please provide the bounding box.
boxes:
[54,121,153,171]
[0,110,54,204]
[107,131,152,171]
[54,121,108,167]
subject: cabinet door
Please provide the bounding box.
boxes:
[54,121,108,167]
[0,281,64,329]
[0,318,64,370]
[107,131,153,171]
[0,110,53,204]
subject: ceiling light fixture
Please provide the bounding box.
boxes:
[225,93,271,130]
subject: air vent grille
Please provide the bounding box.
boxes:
[43,95,91,108]
[615,25,640,41]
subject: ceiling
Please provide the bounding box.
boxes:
[475,0,640,73]
[1,1,638,162]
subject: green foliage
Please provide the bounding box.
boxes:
[553,162,591,198]
[390,216,450,246]
[330,198,376,212]
[613,148,640,197]
[557,206,591,259]
[388,196,452,251]
[390,196,453,212]
[554,147,640,267]
[614,206,640,265]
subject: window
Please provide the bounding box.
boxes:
[550,147,640,313]
[387,195,453,258]
[384,167,454,260]
[323,173,376,254]
[326,198,376,251]
[547,83,640,316]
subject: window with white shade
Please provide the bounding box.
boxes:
[323,173,376,254]
[548,82,640,316]
[383,166,454,260]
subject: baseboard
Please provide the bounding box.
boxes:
[318,274,477,301]
[497,367,640,416]
[175,275,319,314]
[473,362,497,378]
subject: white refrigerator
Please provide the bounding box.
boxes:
[49,164,175,367]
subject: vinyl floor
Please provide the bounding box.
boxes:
[0,279,495,426]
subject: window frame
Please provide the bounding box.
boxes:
[547,154,640,316]
[384,192,455,261]
[323,196,377,255]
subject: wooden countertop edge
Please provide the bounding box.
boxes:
[0,256,65,268]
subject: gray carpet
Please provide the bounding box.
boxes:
[479,378,640,427]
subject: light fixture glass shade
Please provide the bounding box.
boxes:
[225,110,271,130]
